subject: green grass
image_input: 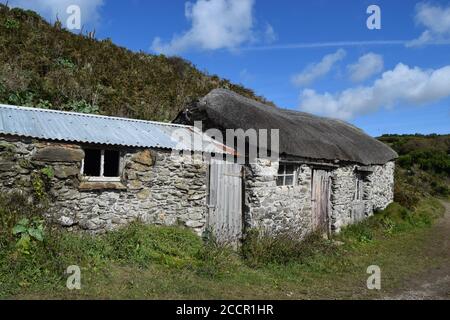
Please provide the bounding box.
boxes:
[0,196,446,299]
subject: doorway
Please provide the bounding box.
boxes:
[207,159,243,244]
[311,169,331,235]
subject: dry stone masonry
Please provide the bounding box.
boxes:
[0,135,208,235]
[0,134,395,238]
[244,160,395,237]
[244,159,313,238]
[330,162,395,232]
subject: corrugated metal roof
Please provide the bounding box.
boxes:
[0,104,233,154]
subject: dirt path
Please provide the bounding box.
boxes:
[386,200,450,300]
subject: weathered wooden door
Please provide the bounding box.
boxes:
[311,169,331,234]
[208,160,243,245]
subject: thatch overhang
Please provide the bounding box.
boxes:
[174,89,398,166]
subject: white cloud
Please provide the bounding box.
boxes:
[408,2,450,47]
[264,23,277,44]
[299,63,450,120]
[151,0,257,55]
[239,69,254,83]
[347,53,384,83]
[291,49,346,87]
[8,0,104,27]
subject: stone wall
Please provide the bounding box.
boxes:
[330,162,395,232]
[245,160,395,236]
[0,135,208,234]
[244,159,313,238]
[367,161,395,211]
[0,135,395,238]
[330,165,359,232]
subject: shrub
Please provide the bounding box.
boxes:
[339,222,374,244]
[12,217,45,255]
[64,100,99,114]
[7,91,35,106]
[373,200,440,234]
[0,192,41,244]
[241,230,334,267]
[104,223,203,268]
[378,134,450,200]
[394,170,422,209]
[4,18,20,30]
[194,239,240,278]
[55,57,76,70]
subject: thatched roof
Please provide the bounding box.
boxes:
[175,89,398,165]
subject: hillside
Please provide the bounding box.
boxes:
[378,134,450,208]
[0,5,271,122]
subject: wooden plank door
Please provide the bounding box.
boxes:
[208,159,243,245]
[311,169,331,234]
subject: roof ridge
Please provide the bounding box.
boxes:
[208,89,367,135]
[0,104,190,129]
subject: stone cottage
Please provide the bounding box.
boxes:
[0,104,233,235]
[0,88,397,241]
[175,89,398,239]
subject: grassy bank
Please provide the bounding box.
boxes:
[0,5,270,122]
[0,193,445,299]
[378,134,450,209]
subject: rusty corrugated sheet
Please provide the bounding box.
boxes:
[0,104,231,154]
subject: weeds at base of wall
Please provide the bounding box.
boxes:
[241,230,337,268]
[338,198,443,246]
[30,166,54,203]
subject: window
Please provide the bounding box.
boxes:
[277,163,297,186]
[354,172,367,201]
[81,149,121,181]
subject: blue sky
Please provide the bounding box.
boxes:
[9,0,450,136]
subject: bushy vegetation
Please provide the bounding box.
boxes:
[241,231,335,267]
[339,199,443,243]
[0,190,444,298]
[379,134,450,209]
[0,4,271,122]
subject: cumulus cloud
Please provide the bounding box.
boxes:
[264,23,277,44]
[408,2,450,47]
[347,53,384,83]
[299,63,450,120]
[291,49,346,87]
[151,0,258,54]
[8,0,104,27]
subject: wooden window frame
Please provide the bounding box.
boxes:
[81,149,122,182]
[354,172,367,201]
[277,163,297,186]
